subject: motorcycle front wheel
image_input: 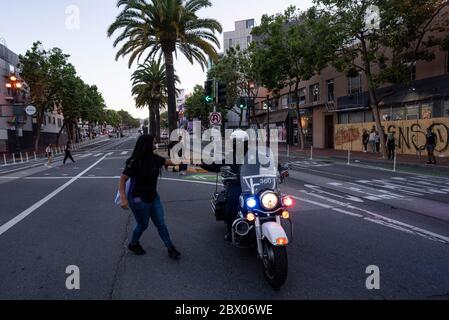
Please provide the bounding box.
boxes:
[261,239,288,290]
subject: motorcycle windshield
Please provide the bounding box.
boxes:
[240,148,278,195]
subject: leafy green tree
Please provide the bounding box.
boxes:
[19,42,76,151]
[117,109,141,128]
[209,46,259,128]
[131,58,179,141]
[104,109,122,129]
[316,0,449,156]
[251,6,337,148]
[107,0,223,135]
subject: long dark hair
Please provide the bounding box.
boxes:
[129,135,154,162]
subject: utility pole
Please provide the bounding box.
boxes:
[266,94,270,149]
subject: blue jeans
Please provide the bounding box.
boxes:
[128,194,173,248]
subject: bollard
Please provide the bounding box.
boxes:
[393,154,397,172]
[13,153,16,164]
[34,152,37,161]
[347,150,351,165]
[310,146,313,161]
[287,144,290,159]
[3,154,6,166]
[20,153,24,163]
[26,152,29,162]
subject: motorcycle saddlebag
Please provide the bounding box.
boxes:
[211,191,226,221]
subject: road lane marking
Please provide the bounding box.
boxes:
[160,177,216,186]
[292,196,333,209]
[299,189,449,245]
[332,208,364,218]
[93,153,103,157]
[121,151,129,155]
[0,155,107,237]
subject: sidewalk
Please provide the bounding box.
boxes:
[285,146,449,172]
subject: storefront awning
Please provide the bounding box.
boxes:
[256,109,290,124]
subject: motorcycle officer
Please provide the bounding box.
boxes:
[201,130,249,241]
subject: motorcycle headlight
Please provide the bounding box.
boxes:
[260,192,279,210]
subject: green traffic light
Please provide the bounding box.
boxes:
[205,96,213,103]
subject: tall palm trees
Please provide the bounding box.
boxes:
[108,0,222,134]
[131,58,178,141]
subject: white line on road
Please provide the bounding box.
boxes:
[121,151,129,155]
[160,177,216,186]
[299,189,449,245]
[0,156,107,237]
[93,153,104,158]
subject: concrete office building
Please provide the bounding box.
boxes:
[223,19,255,52]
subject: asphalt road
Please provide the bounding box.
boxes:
[0,136,449,300]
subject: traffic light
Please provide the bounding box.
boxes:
[204,80,214,104]
[237,97,255,109]
[238,97,247,109]
[217,81,227,105]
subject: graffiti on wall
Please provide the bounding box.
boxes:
[335,118,449,156]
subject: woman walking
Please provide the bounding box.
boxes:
[63,141,75,165]
[45,144,53,167]
[362,130,369,153]
[369,129,376,153]
[119,135,181,259]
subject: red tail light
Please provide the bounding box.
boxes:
[282,195,294,207]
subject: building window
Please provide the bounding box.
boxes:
[281,95,288,109]
[349,112,364,123]
[246,20,254,29]
[443,100,449,117]
[392,107,406,121]
[299,88,306,105]
[339,113,349,124]
[364,111,374,122]
[421,103,433,119]
[405,105,419,120]
[57,118,62,127]
[310,83,319,103]
[327,79,334,102]
[229,39,233,48]
[347,73,362,95]
[48,116,52,124]
[380,107,392,121]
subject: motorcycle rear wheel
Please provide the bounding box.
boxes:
[262,239,288,290]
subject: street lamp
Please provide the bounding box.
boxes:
[5,74,25,155]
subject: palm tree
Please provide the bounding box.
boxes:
[131,58,179,141]
[108,0,222,134]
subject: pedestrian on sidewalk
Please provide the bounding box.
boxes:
[178,136,188,176]
[45,144,53,167]
[386,132,396,160]
[63,141,75,165]
[119,135,181,259]
[369,129,376,153]
[362,129,369,153]
[375,131,381,153]
[425,127,437,165]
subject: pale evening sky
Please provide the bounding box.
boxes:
[1,0,313,119]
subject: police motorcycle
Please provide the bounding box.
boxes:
[211,142,294,289]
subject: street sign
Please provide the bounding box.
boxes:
[209,112,222,126]
[25,105,37,116]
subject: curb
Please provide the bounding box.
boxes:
[287,151,449,173]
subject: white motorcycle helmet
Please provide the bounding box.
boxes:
[230,129,249,142]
